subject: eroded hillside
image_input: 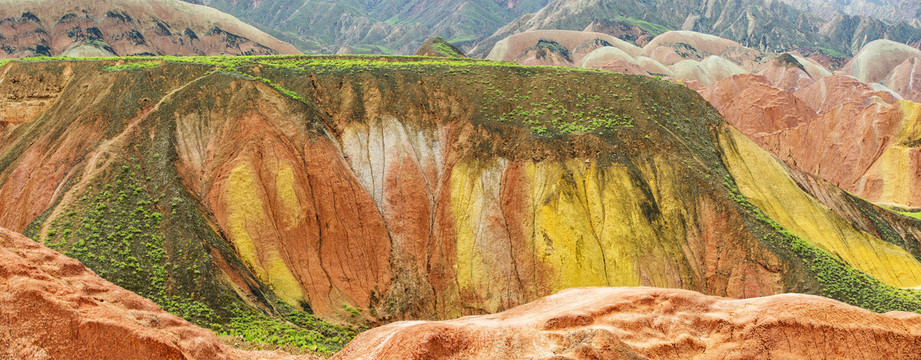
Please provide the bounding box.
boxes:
[1,56,920,351]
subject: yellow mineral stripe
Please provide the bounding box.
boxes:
[721,128,921,287]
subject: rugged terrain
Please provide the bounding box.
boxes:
[0,227,311,360]
[778,0,921,25]
[186,0,550,54]
[469,0,921,58]
[335,287,921,359]
[414,37,466,58]
[2,55,921,354]
[0,0,299,57]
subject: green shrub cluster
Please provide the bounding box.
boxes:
[219,306,362,354]
[40,161,215,321]
[431,41,465,59]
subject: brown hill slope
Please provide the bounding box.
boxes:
[334,287,921,359]
[0,0,299,57]
[0,227,310,360]
[1,56,921,341]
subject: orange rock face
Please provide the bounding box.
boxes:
[333,287,921,360]
[0,227,308,360]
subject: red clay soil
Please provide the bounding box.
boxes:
[0,227,310,360]
[333,287,921,360]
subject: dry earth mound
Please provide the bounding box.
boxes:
[0,227,309,360]
[486,30,836,87]
[843,40,921,102]
[333,287,921,360]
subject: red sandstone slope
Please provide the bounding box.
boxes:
[695,73,816,139]
[333,287,921,360]
[0,0,300,57]
[0,227,309,360]
[699,73,921,207]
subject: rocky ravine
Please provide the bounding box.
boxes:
[334,287,921,360]
[1,56,921,338]
[0,227,310,360]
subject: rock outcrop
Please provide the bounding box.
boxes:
[333,287,921,360]
[0,0,300,57]
[842,39,921,102]
[0,227,308,360]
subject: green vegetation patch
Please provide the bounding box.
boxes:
[616,16,671,36]
[896,210,921,221]
[814,46,849,59]
[35,159,214,321]
[432,41,465,59]
[220,305,361,354]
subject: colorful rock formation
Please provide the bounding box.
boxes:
[334,287,921,359]
[2,57,920,335]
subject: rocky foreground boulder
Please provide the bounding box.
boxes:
[334,287,921,359]
[0,227,309,360]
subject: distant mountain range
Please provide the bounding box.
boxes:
[0,0,299,57]
[777,0,921,24]
[174,0,921,57]
[469,0,921,58]
[184,0,550,54]
[4,0,921,58]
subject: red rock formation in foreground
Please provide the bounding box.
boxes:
[334,287,921,360]
[0,227,308,360]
